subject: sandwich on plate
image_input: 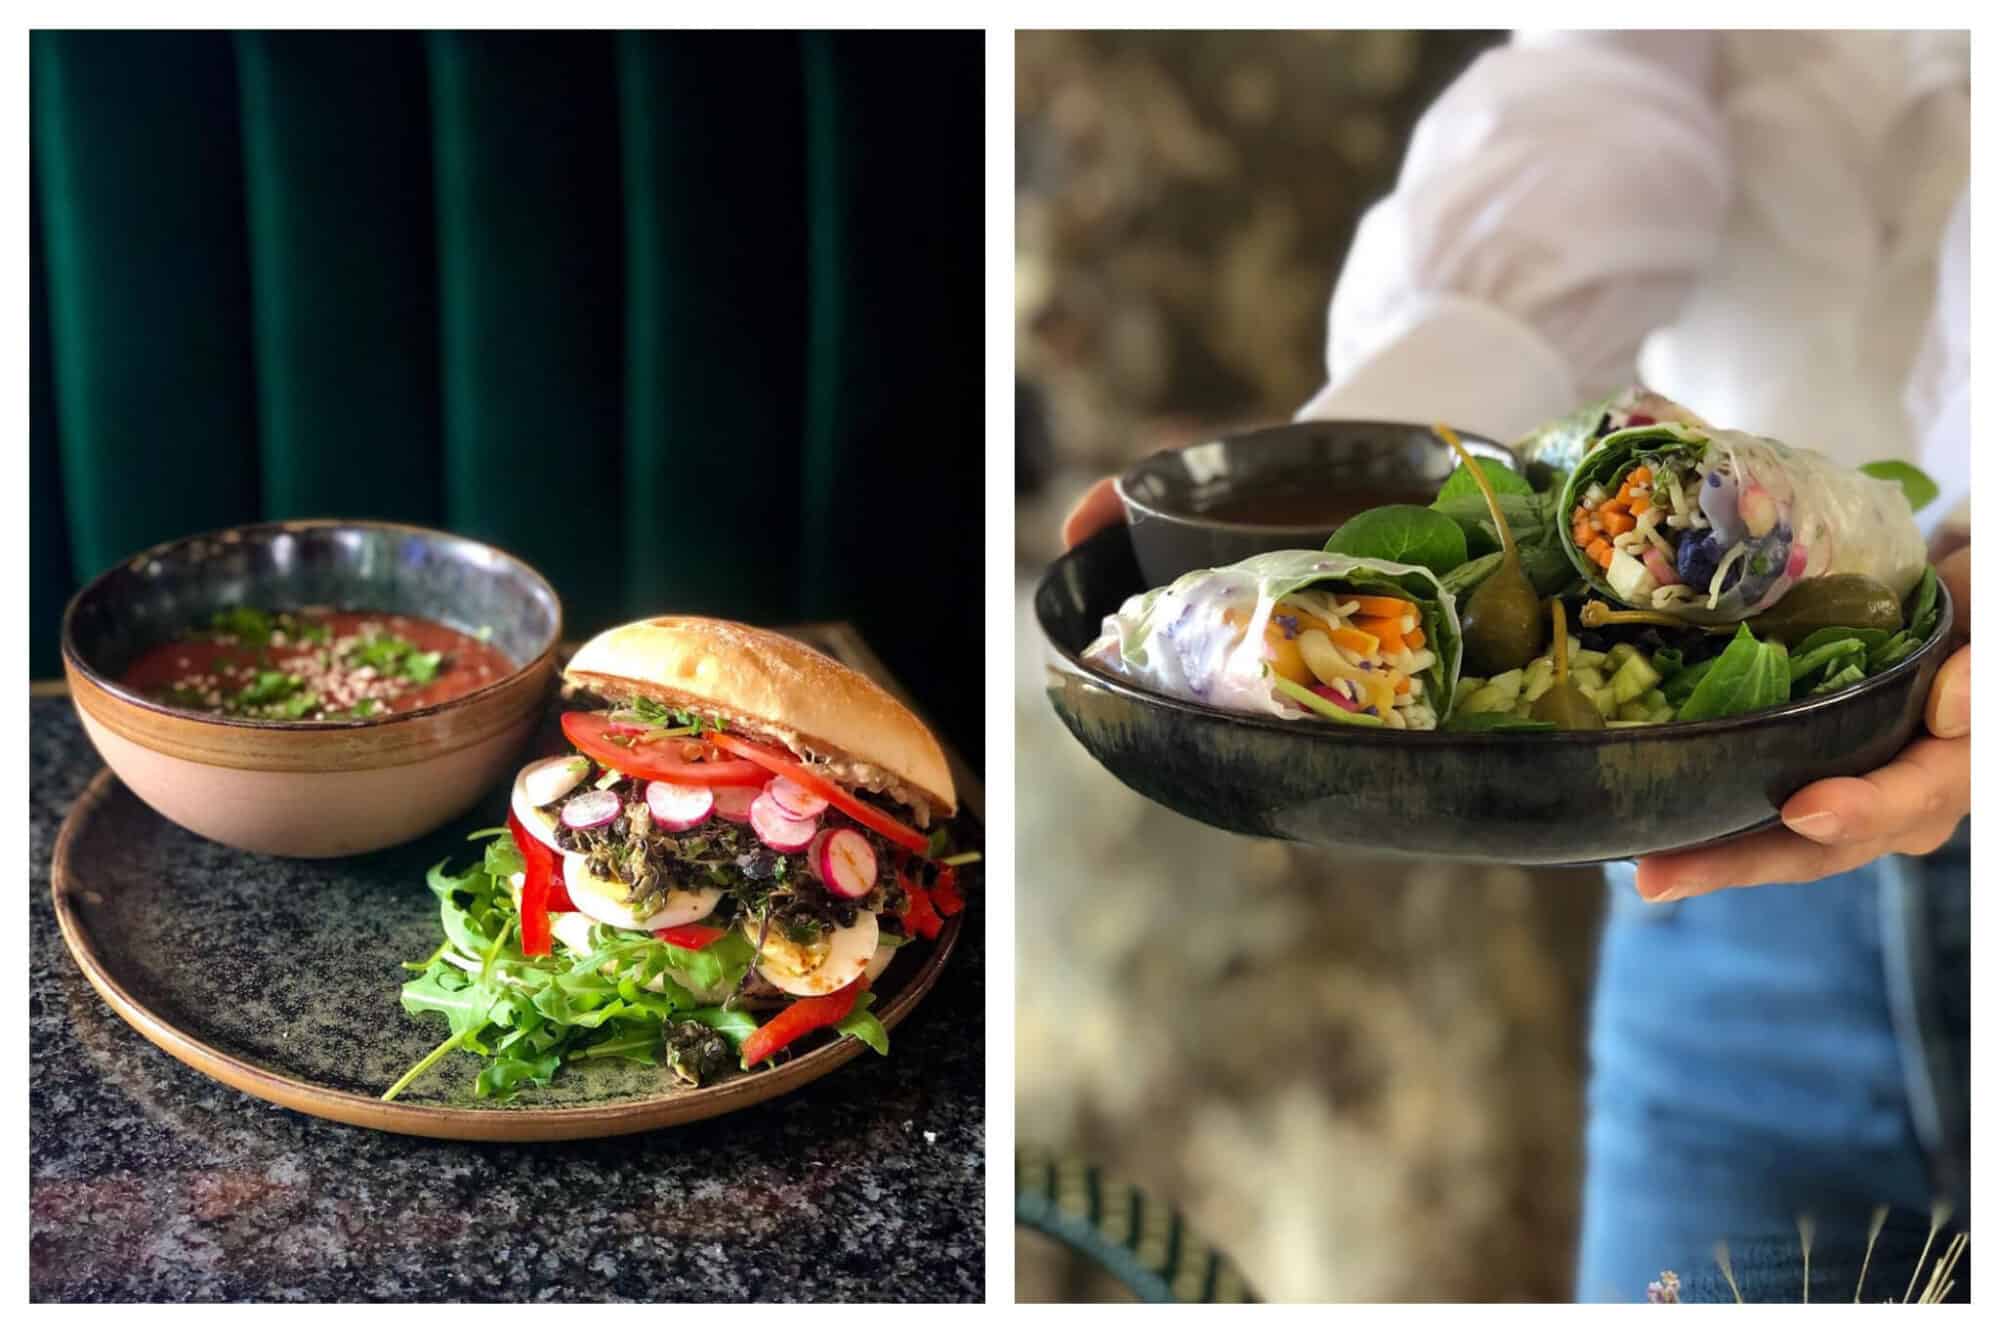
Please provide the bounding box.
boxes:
[387,616,973,1101]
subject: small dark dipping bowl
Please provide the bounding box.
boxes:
[1117,420,1516,587]
[62,520,563,858]
[1038,526,1955,866]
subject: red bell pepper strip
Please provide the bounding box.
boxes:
[740,977,864,1069]
[655,923,726,950]
[930,865,964,917]
[560,711,768,788]
[705,731,931,854]
[897,865,944,940]
[507,812,557,956]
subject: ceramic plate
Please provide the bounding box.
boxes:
[50,662,976,1141]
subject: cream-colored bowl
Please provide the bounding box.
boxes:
[62,520,562,858]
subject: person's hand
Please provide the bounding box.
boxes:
[1061,477,1123,550]
[1634,545,1971,901]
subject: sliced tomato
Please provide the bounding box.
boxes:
[740,977,863,1068]
[655,923,726,950]
[705,731,930,854]
[560,711,767,788]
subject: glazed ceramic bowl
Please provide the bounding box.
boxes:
[62,520,562,858]
[1037,525,1955,865]
[1117,420,1516,586]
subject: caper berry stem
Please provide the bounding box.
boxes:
[1436,423,1518,564]
[1578,600,1732,634]
[1550,599,1569,685]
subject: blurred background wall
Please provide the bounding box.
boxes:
[31,30,984,768]
[1016,30,1612,1301]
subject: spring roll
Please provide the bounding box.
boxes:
[1558,422,1925,624]
[1513,385,1709,481]
[1083,550,1463,730]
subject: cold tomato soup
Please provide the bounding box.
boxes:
[119,608,514,722]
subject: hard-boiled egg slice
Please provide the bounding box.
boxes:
[561,851,722,930]
[511,756,588,851]
[744,910,879,997]
[864,943,897,984]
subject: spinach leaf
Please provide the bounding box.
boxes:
[1858,460,1940,513]
[1324,504,1467,577]
[1444,711,1554,733]
[1434,457,1534,504]
[1661,657,1718,707]
[1437,539,1577,599]
[1867,631,1919,673]
[1675,625,1790,721]
[1790,626,1890,658]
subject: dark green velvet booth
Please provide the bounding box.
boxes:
[31,30,984,765]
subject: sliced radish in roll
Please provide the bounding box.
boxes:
[765,776,829,819]
[645,781,713,831]
[745,909,879,997]
[561,789,622,829]
[561,851,721,930]
[713,785,758,824]
[811,828,877,900]
[749,793,818,851]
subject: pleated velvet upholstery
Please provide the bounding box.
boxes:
[31,31,984,762]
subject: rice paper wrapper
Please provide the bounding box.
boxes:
[1082,549,1463,725]
[1513,386,1710,481]
[1557,423,1926,624]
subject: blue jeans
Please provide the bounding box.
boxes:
[1576,829,1969,1302]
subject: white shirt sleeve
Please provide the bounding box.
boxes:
[1905,184,1970,531]
[1296,31,1733,442]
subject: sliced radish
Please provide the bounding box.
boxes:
[812,828,877,900]
[713,785,758,824]
[749,792,818,852]
[521,755,590,807]
[765,776,828,820]
[561,789,622,829]
[646,780,713,831]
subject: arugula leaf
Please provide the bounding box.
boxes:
[1858,460,1940,513]
[686,1006,760,1050]
[1675,625,1790,721]
[1323,505,1467,577]
[1788,636,1866,687]
[1790,626,1890,658]
[1443,711,1554,733]
[1434,457,1534,504]
[474,1047,565,1100]
[574,1026,662,1065]
[1811,663,1868,696]
[626,696,727,735]
[833,992,890,1056]
[1867,631,1919,673]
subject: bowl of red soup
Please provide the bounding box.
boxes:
[62,520,562,857]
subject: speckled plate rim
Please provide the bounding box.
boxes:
[51,768,964,1142]
[1038,526,1956,747]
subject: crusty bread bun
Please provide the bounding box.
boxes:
[563,616,956,823]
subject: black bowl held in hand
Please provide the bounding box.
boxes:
[1035,525,1954,866]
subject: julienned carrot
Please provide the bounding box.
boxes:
[1405,627,1425,650]
[1353,616,1406,653]
[1628,466,1653,484]
[1393,676,1412,696]
[1328,625,1379,657]
[1628,495,1651,516]
[1587,538,1614,568]
[1601,509,1636,535]
[1347,595,1414,619]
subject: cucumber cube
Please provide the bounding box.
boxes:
[1611,653,1664,704]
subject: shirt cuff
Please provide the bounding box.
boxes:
[1295,291,1579,443]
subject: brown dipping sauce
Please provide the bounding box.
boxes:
[1193,486,1438,528]
[120,609,515,721]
